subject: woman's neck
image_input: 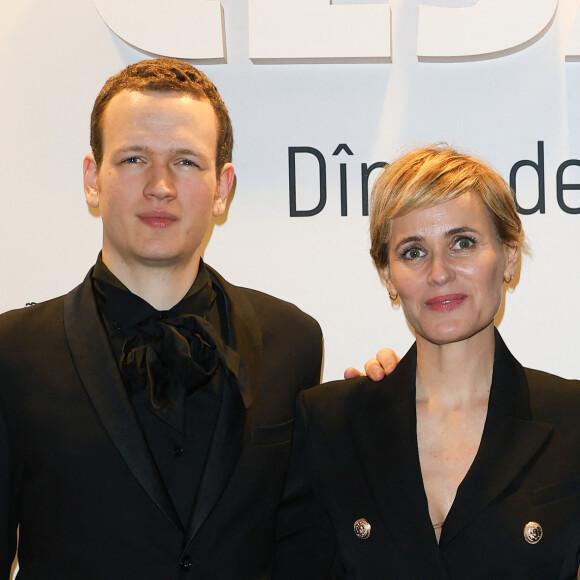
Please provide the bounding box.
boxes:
[415,323,496,407]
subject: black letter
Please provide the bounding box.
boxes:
[333,144,354,217]
[339,163,347,216]
[509,141,545,215]
[289,147,326,217]
[361,162,387,216]
[556,159,580,214]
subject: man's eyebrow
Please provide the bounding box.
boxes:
[116,145,151,154]
[171,148,202,156]
[115,145,205,157]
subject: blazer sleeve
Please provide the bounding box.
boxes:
[274,390,341,579]
[0,400,17,578]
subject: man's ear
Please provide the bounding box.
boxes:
[213,162,235,217]
[83,154,100,209]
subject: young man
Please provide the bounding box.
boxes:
[0,58,397,579]
[0,59,324,579]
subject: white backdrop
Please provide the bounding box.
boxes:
[2,0,580,385]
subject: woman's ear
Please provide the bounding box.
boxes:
[383,264,398,300]
[503,241,519,283]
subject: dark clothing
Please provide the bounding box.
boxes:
[0,262,323,579]
[275,331,580,579]
[93,258,225,527]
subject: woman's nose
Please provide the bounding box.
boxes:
[427,252,455,286]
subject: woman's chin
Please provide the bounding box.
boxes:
[415,322,494,347]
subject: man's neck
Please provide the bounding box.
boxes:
[102,252,201,311]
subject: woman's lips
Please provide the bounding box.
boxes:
[425,294,467,312]
[138,212,178,228]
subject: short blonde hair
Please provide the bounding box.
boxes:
[369,145,524,271]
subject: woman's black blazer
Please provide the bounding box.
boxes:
[275,331,580,579]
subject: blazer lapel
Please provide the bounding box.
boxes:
[186,376,247,542]
[207,266,262,423]
[349,332,552,570]
[63,272,182,530]
[440,331,553,548]
[185,268,263,542]
[349,346,450,578]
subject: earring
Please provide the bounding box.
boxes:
[389,292,398,301]
[504,274,513,283]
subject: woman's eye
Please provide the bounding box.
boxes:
[402,247,425,260]
[453,237,475,250]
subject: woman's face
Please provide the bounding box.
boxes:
[383,191,518,346]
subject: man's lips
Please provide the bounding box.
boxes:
[138,212,178,228]
[425,294,467,312]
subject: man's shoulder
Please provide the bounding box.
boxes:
[206,264,321,332]
[239,285,317,323]
[0,274,91,344]
[0,296,70,369]
[0,294,67,334]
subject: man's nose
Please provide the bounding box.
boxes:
[144,165,177,200]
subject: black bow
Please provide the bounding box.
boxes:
[120,313,249,432]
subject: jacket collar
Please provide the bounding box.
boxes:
[440,330,553,547]
[64,264,264,543]
[349,330,553,570]
[64,271,183,531]
[185,265,263,542]
[206,264,262,418]
[349,345,448,576]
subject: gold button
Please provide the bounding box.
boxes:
[354,518,371,540]
[523,521,543,544]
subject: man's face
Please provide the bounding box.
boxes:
[84,90,233,274]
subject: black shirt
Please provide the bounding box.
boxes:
[92,257,225,528]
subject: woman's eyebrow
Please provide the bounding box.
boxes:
[446,226,478,237]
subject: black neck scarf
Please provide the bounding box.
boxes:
[93,257,250,433]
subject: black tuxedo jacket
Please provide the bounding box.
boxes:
[0,265,322,579]
[275,332,580,579]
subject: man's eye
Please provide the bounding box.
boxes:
[122,157,141,164]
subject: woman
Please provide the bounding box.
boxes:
[274,146,580,579]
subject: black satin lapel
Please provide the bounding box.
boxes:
[441,407,552,548]
[183,269,261,543]
[440,331,553,548]
[207,266,262,438]
[63,274,182,530]
[186,376,246,543]
[349,348,449,578]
